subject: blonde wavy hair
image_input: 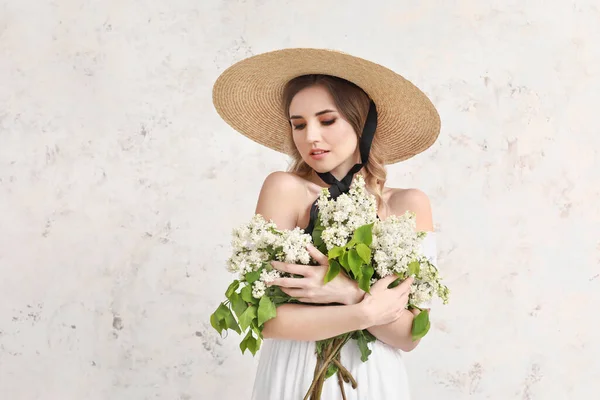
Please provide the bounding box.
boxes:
[281,74,388,209]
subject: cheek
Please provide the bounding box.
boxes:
[291,133,304,151]
[328,125,357,150]
[291,134,311,159]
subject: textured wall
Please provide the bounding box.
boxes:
[1,1,599,399]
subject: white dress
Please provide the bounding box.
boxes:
[251,233,438,400]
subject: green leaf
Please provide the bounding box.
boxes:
[251,320,262,337]
[358,265,374,293]
[411,309,431,341]
[238,305,257,331]
[353,223,374,246]
[210,303,231,335]
[223,307,241,334]
[356,330,373,362]
[245,270,260,284]
[325,363,338,379]
[408,261,420,277]
[225,280,240,298]
[339,251,350,271]
[230,292,248,318]
[315,340,327,356]
[240,329,261,356]
[362,329,377,343]
[239,330,251,354]
[215,303,230,320]
[210,311,226,335]
[324,259,341,283]
[257,296,277,326]
[246,333,261,355]
[348,249,363,277]
[388,276,402,289]
[328,246,345,259]
[240,284,254,303]
[356,243,371,264]
[266,285,291,305]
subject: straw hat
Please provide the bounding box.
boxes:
[212,48,440,164]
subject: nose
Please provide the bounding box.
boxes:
[305,121,323,143]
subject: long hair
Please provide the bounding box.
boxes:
[281,74,388,209]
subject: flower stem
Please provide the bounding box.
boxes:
[333,358,357,389]
[303,334,352,400]
[336,369,347,400]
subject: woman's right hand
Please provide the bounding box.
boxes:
[358,275,414,327]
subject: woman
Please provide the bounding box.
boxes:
[212,48,441,399]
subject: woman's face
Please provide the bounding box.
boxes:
[288,85,359,178]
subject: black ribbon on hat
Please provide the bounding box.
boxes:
[304,100,378,235]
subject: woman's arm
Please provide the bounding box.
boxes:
[366,308,424,352]
[255,172,365,340]
[261,302,368,341]
[263,274,413,341]
[366,188,435,352]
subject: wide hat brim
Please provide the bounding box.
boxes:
[212,48,441,164]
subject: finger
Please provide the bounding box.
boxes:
[394,276,415,295]
[271,277,307,289]
[380,274,399,287]
[296,297,316,304]
[410,307,426,316]
[280,287,306,298]
[271,261,309,276]
[307,244,328,265]
[400,291,410,304]
[401,275,415,288]
[371,275,399,291]
[280,288,316,304]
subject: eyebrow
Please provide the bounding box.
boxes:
[289,109,336,119]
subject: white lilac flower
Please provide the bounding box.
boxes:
[371,212,422,279]
[252,280,267,299]
[226,214,312,299]
[281,227,312,264]
[260,269,281,284]
[369,211,448,306]
[317,175,378,250]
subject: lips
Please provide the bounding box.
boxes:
[309,149,330,160]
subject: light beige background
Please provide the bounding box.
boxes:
[1,1,599,399]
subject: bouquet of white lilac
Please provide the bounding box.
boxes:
[304,174,449,399]
[210,214,313,355]
[210,175,449,400]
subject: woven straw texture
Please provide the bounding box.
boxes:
[212,48,441,164]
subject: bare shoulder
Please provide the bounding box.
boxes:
[386,187,434,232]
[255,171,306,230]
[257,170,306,199]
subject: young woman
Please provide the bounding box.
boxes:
[212,48,441,400]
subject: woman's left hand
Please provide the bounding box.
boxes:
[269,244,365,305]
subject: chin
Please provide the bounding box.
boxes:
[304,160,335,173]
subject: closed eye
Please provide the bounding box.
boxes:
[292,119,336,131]
[292,123,306,130]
